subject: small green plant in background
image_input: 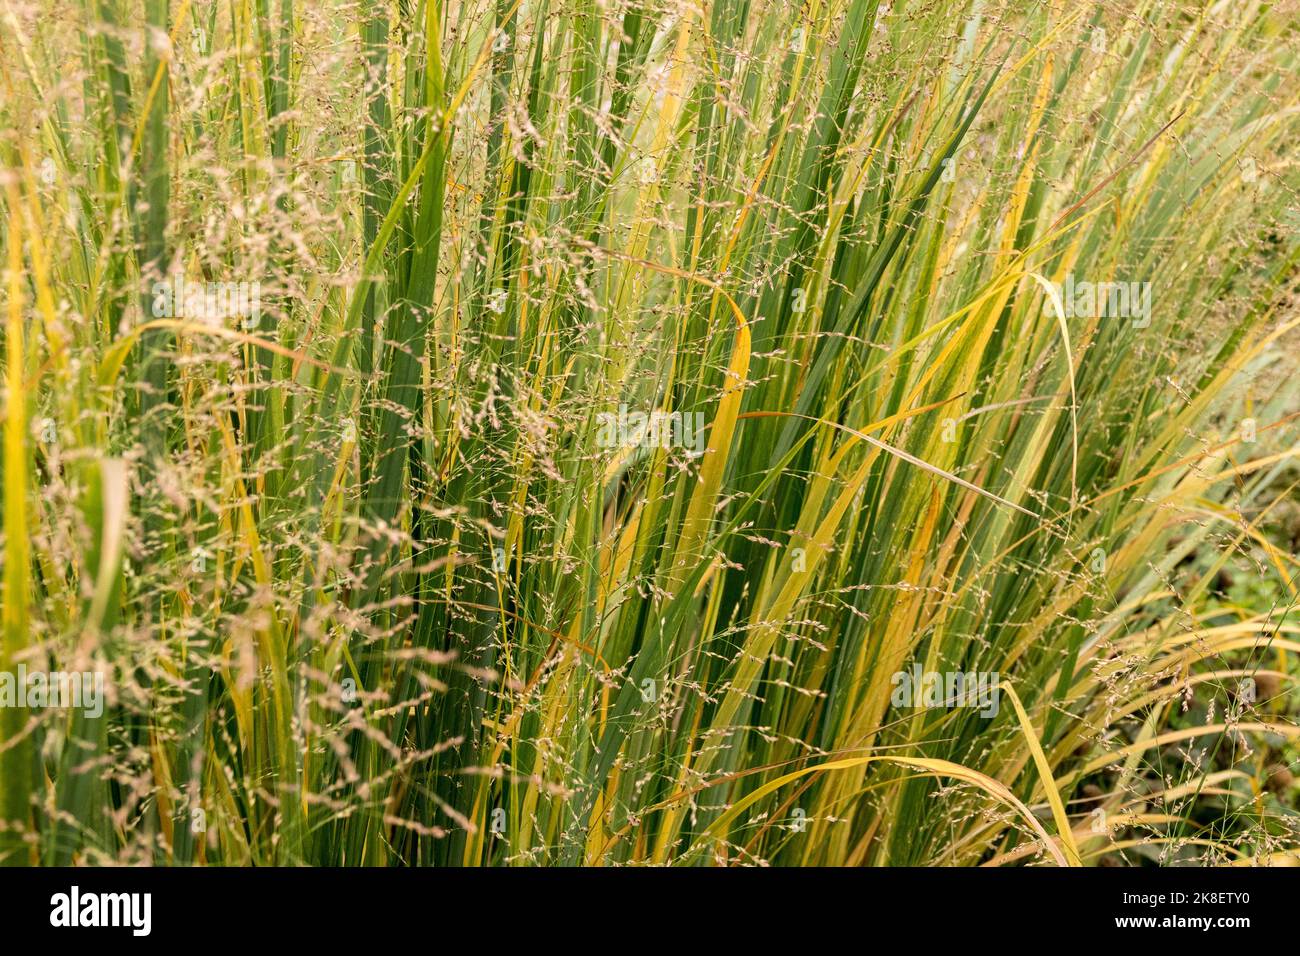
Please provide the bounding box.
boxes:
[0,0,1298,866]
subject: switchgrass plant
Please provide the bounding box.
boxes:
[1,0,1298,866]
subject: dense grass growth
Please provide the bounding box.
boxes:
[1,0,1298,866]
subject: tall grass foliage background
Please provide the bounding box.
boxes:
[1,0,1299,866]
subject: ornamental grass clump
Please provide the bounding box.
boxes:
[0,0,1298,866]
